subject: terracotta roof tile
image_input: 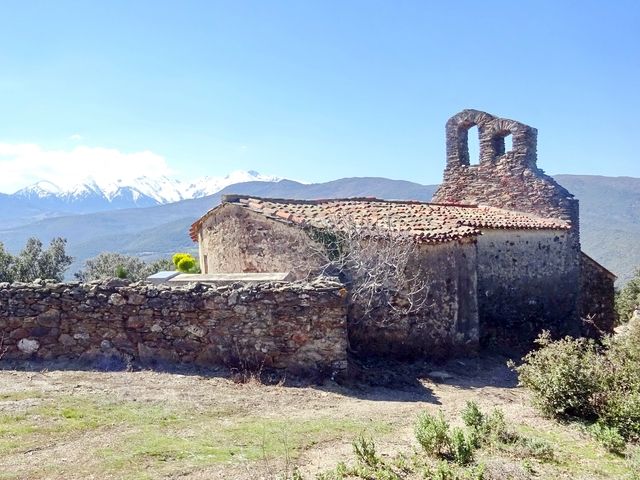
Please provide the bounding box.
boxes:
[189,195,570,243]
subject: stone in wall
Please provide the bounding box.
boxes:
[0,278,348,376]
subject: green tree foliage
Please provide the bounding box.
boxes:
[616,267,640,323]
[0,243,13,282]
[75,253,174,282]
[0,238,72,283]
[172,252,199,274]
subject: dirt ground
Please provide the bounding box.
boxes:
[0,356,629,479]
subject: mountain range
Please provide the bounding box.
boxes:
[1,170,280,227]
[0,172,638,284]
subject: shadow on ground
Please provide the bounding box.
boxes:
[0,350,518,405]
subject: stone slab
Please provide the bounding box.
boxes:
[167,272,294,285]
[146,271,180,284]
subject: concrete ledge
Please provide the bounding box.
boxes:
[166,272,294,285]
[146,271,180,284]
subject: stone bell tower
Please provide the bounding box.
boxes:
[432,109,579,238]
[433,110,585,342]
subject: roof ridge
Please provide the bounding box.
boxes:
[221,193,480,208]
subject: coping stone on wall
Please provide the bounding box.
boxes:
[149,271,294,285]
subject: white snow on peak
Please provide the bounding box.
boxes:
[184,170,281,198]
[15,180,62,197]
[12,170,282,206]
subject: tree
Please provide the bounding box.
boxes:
[616,268,640,323]
[0,243,14,282]
[172,252,200,274]
[75,252,174,282]
[0,237,73,283]
[306,218,431,321]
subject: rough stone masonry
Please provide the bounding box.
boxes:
[0,278,348,375]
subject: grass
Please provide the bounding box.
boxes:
[0,392,390,479]
[0,390,44,401]
[313,404,636,480]
[0,368,635,479]
[515,424,630,478]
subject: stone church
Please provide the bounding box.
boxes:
[189,110,616,358]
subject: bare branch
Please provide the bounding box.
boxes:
[303,215,433,323]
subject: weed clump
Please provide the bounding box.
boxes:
[415,411,451,457]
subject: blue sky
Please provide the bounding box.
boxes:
[0,0,638,192]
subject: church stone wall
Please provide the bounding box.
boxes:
[348,240,479,359]
[198,204,322,280]
[580,253,616,336]
[476,229,580,345]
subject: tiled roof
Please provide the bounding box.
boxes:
[190,195,570,244]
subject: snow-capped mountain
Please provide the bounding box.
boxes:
[8,170,282,217]
[184,170,280,198]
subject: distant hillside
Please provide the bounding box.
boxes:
[0,174,637,283]
[553,175,640,284]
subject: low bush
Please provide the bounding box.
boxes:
[514,317,640,446]
[514,331,601,419]
[590,422,626,454]
[75,252,173,282]
[172,252,200,274]
[352,435,379,468]
[317,403,560,480]
[616,268,640,324]
[461,401,484,431]
[449,427,474,465]
[415,411,451,457]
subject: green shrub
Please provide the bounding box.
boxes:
[616,268,640,324]
[516,319,640,442]
[76,253,173,282]
[462,401,484,431]
[485,408,508,442]
[460,401,509,448]
[172,252,199,273]
[352,435,379,467]
[449,427,474,465]
[433,461,454,480]
[515,436,554,461]
[172,252,190,267]
[177,256,196,273]
[590,422,626,454]
[514,331,600,419]
[415,411,450,456]
[115,265,128,279]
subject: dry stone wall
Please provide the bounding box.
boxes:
[0,278,348,375]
